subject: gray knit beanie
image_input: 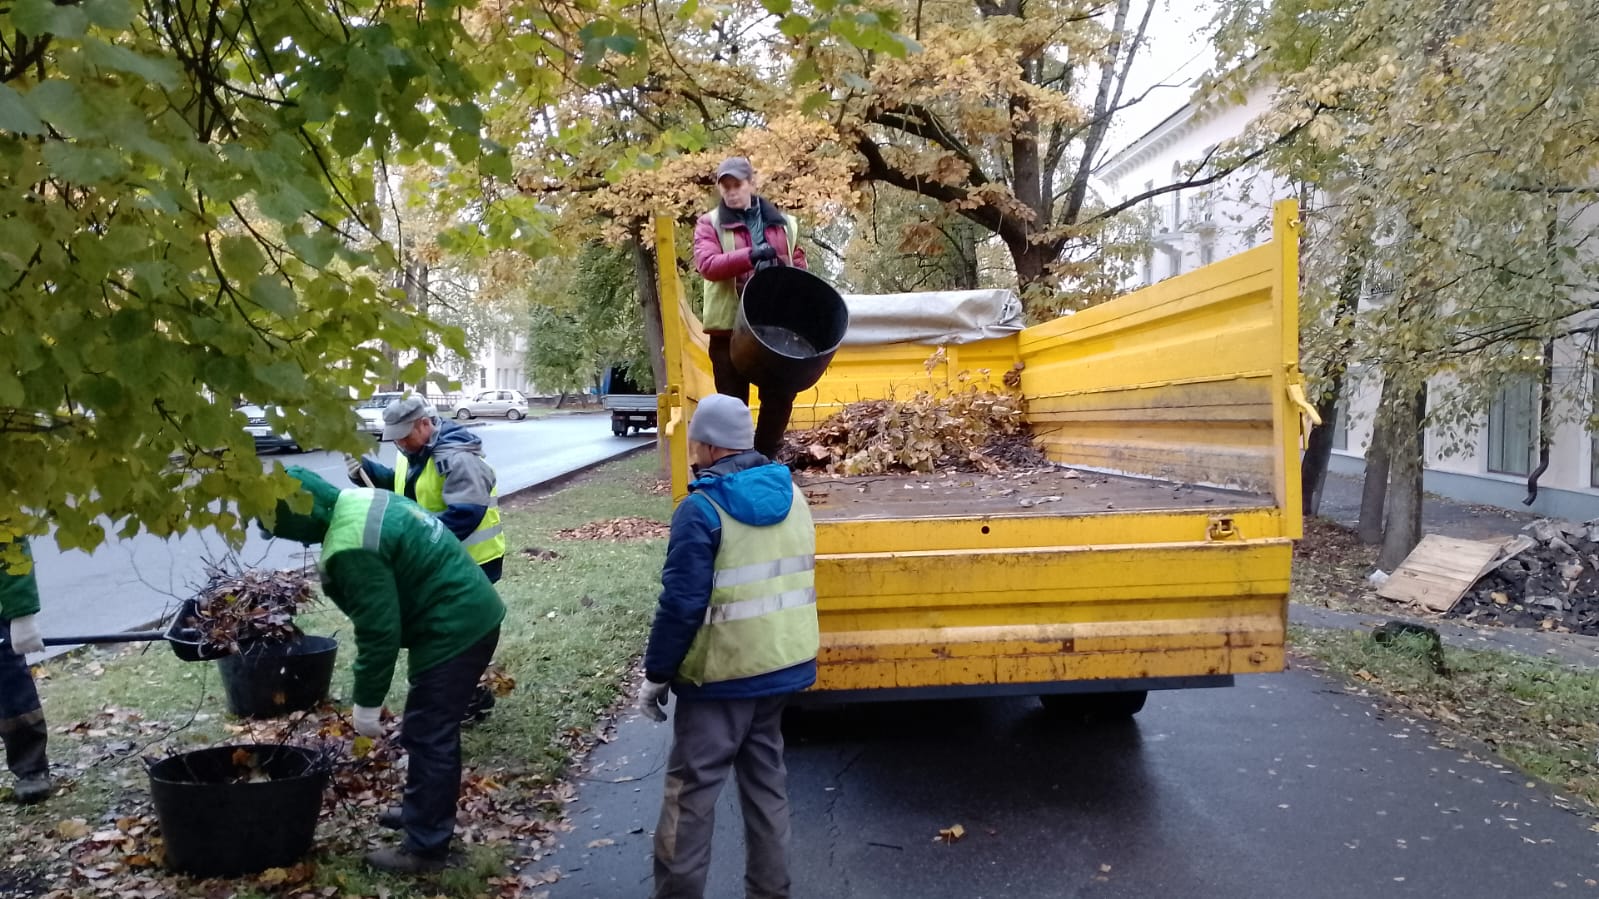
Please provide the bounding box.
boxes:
[687,394,755,451]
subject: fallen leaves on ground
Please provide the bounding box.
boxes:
[520,546,562,561]
[11,700,564,898]
[555,518,669,541]
[935,823,965,844]
[1292,518,1385,614]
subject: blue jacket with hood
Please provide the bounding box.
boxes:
[643,451,818,700]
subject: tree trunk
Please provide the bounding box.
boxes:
[1010,241,1056,306]
[1302,378,1343,517]
[627,223,671,473]
[1378,384,1426,571]
[629,224,668,392]
[402,258,430,393]
[1356,372,1396,545]
[1301,241,1365,516]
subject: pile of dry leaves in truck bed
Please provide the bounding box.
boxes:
[779,376,1045,476]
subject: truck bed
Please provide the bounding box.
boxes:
[797,465,1272,523]
[603,394,656,412]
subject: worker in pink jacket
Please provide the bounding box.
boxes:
[691,157,809,460]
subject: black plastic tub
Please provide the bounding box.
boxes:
[731,266,850,394]
[216,635,337,718]
[148,743,330,877]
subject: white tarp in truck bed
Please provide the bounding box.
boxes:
[838,289,1026,346]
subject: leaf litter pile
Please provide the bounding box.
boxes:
[186,561,320,655]
[779,362,1045,476]
[555,518,669,541]
[6,668,572,899]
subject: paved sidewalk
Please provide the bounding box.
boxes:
[1316,471,1541,541]
[1299,471,1599,667]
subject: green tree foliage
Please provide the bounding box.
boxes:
[1,0,904,557]
[843,184,988,293]
[1216,0,1599,557]
[0,0,518,553]
[525,243,650,399]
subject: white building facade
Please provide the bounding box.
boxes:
[1095,86,1599,522]
[470,333,534,396]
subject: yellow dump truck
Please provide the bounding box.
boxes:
[654,200,1312,715]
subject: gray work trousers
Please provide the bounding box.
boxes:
[653,694,792,899]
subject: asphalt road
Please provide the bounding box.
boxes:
[542,669,1599,899]
[26,413,650,651]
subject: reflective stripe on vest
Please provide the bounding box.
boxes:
[395,454,506,566]
[676,484,820,686]
[320,488,391,570]
[701,207,800,332]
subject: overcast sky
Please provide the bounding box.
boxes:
[1102,0,1219,155]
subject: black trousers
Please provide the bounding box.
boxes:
[479,558,502,584]
[398,627,499,855]
[0,617,47,781]
[707,334,795,460]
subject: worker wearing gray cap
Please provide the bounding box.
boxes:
[692,156,810,460]
[637,394,818,899]
[346,396,506,583]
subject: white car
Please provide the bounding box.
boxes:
[355,392,407,435]
[239,405,302,454]
[454,389,530,421]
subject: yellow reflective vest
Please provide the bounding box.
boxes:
[677,485,819,686]
[394,454,506,566]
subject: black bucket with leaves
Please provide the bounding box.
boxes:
[731,266,850,394]
[216,636,338,718]
[148,744,330,877]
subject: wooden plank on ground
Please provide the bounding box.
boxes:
[1377,535,1506,613]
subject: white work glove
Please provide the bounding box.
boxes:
[8,614,44,656]
[351,705,384,738]
[639,679,670,722]
[345,454,366,484]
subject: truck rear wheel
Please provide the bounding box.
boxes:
[1039,690,1147,720]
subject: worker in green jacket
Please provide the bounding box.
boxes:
[1,538,51,804]
[259,466,505,875]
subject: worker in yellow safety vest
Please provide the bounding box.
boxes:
[347,396,506,583]
[637,393,819,898]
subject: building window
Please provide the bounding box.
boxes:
[479,367,487,388]
[1200,236,1215,267]
[1331,397,1348,451]
[1487,378,1538,476]
[1142,251,1154,286]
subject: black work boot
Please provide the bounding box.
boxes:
[12,774,50,804]
[364,845,448,874]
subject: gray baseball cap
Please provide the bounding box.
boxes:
[714,156,754,183]
[381,395,432,441]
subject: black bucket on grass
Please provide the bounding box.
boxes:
[216,635,337,718]
[148,743,330,877]
[731,266,850,395]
